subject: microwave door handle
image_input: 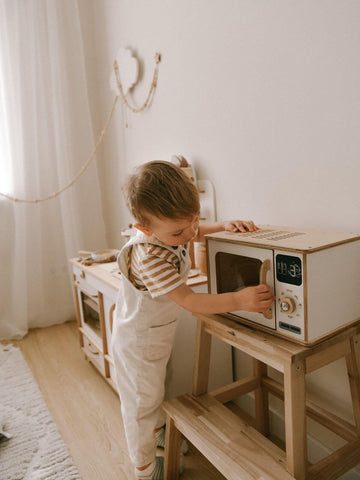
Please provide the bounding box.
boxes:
[259,259,273,320]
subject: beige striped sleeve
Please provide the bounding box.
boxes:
[130,244,184,298]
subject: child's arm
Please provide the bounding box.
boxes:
[167,282,274,314]
[194,220,258,243]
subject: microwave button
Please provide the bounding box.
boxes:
[280,297,296,314]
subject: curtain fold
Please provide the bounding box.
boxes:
[0,0,107,339]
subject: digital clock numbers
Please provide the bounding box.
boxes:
[276,254,302,286]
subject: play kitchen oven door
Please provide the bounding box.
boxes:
[207,242,276,330]
[73,278,107,376]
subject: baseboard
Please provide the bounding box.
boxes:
[233,394,360,480]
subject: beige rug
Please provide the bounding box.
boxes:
[0,344,81,479]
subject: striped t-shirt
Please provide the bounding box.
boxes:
[128,242,186,298]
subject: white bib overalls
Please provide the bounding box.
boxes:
[111,232,191,466]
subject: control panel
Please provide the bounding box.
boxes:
[274,251,304,339]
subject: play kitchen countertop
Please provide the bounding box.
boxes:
[69,258,207,290]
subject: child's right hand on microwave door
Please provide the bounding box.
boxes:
[235,284,274,313]
[167,282,274,315]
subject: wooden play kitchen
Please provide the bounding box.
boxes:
[69,256,208,394]
[163,312,360,479]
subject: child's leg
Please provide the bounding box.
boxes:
[111,318,178,469]
[113,344,165,467]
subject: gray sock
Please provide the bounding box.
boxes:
[156,427,189,455]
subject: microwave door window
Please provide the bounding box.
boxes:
[215,252,262,293]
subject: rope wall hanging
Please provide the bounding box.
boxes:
[0,48,161,204]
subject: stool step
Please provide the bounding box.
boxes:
[163,394,294,480]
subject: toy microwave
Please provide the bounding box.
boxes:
[206,225,360,345]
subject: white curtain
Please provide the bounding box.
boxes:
[0,0,107,339]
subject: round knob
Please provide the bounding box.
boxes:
[280,297,296,314]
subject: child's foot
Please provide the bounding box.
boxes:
[135,454,184,479]
[135,457,163,480]
[155,426,189,455]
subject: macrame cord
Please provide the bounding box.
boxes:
[113,52,161,114]
[0,52,161,204]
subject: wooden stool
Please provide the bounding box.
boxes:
[163,314,360,480]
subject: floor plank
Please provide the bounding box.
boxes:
[3,321,225,480]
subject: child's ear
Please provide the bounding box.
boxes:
[134,224,153,237]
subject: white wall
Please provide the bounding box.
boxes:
[83,0,360,244]
[80,0,360,473]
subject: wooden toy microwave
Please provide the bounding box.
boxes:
[206,225,360,345]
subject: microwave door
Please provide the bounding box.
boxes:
[211,244,275,329]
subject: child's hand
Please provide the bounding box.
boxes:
[224,220,258,233]
[234,284,274,312]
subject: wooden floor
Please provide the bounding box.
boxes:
[3,321,225,480]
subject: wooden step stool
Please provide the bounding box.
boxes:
[163,392,294,480]
[163,313,360,480]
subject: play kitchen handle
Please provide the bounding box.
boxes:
[259,259,273,320]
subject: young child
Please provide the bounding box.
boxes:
[111,161,274,480]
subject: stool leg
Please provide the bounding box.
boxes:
[164,416,181,480]
[346,334,360,435]
[284,360,307,480]
[192,319,212,396]
[253,359,270,436]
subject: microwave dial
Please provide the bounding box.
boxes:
[280,297,296,314]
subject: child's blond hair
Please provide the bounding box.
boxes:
[124,161,200,227]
